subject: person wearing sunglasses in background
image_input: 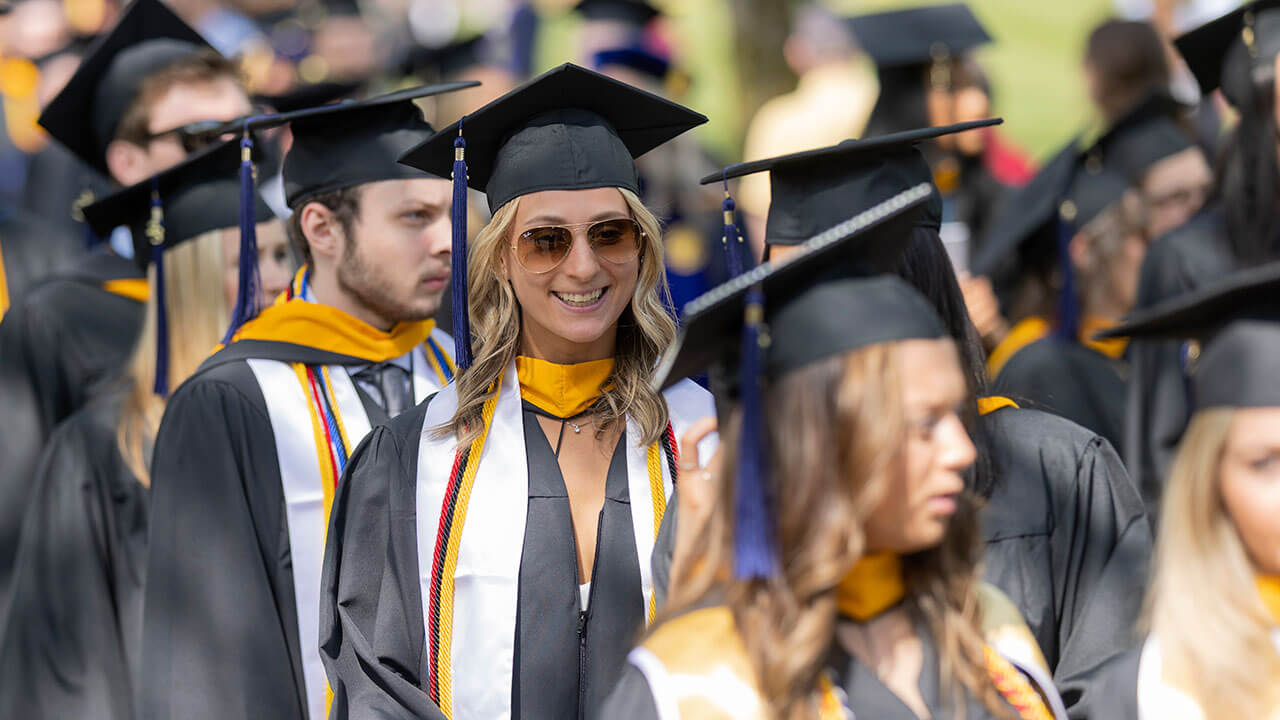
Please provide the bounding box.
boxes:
[0,0,252,620]
[137,82,468,720]
[0,138,288,720]
[318,65,715,719]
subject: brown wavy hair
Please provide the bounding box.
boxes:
[442,187,676,446]
[663,340,1015,720]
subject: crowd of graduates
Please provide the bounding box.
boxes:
[0,0,1278,718]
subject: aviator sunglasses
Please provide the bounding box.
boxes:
[512,217,644,274]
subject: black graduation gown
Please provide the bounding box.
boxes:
[951,153,1013,255]
[1123,208,1235,516]
[600,612,1011,719]
[1089,646,1142,720]
[0,208,80,312]
[979,407,1151,719]
[0,388,148,720]
[320,397,671,720]
[20,141,115,241]
[0,251,143,613]
[994,337,1127,455]
[139,340,403,720]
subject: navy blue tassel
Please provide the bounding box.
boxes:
[1053,207,1080,343]
[450,122,474,370]
[147,183,169,396]
[733,288,777,580]
[221,130,262,346]
[720,174,746,278]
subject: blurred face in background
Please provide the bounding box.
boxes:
[3,0,71,60]
[222,219,295,311]
[1140,147,1212,239]
[1218,407,1280,576]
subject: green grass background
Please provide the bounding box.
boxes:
[532,0,1119,164]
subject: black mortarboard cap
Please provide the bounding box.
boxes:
[229,81,480,208]
[253,79,362,114]
[701,119,1001,248]
[655,183,940,390]
[211,80,478,345]
[972,140,1129,342]
[1174,0,1280,105]
[1087,92,1194,184]
[845,3,992,68]
[400,64,705,371]
[1096,261,1280,409]
[81,137,276,396]
[575,0,660,26]
[38,0,213,175]
[401,63,706,213]
[82,137,273,266]
[972,141,1129,276]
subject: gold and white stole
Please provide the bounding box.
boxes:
[415,359,715,719]
[248,342,449,720]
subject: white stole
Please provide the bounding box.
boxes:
[415,360,716,719]
[1136,631,1280,720]
[249,347,446,720]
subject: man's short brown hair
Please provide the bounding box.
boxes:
[113,48,243,146]
[286,186,364,265]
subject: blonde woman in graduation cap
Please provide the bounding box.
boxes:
[1091,263,1280,718]
[319,64,716,719]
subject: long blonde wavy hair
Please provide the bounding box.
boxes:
[663,341,1015,720]
[116,229,234,486]
[445,187,676,446]
[1146,408,1280,718]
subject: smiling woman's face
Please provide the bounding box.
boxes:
[505,187,641,362]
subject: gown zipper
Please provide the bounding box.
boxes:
[577,507,606,720]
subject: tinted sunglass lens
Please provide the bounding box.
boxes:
[519,227,573,272]
[589,219,640,263]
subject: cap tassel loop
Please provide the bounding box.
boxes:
[720,172,747,278]
[222,127,262,346]
[147,182,169,397]
[450,119,474,371]
[733,288,778,580]
[1053,202,1080,343]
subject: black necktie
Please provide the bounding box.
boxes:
[353,362,412,417]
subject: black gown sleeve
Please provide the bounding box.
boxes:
[0,401,145,720]
[321,402,445,720]
[1048,433,1151,719]
[0,278,142,609]
[984,409,1150,720]
[139,372,308,720]
[1088,645,1141,720]
[596,662,661,720]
